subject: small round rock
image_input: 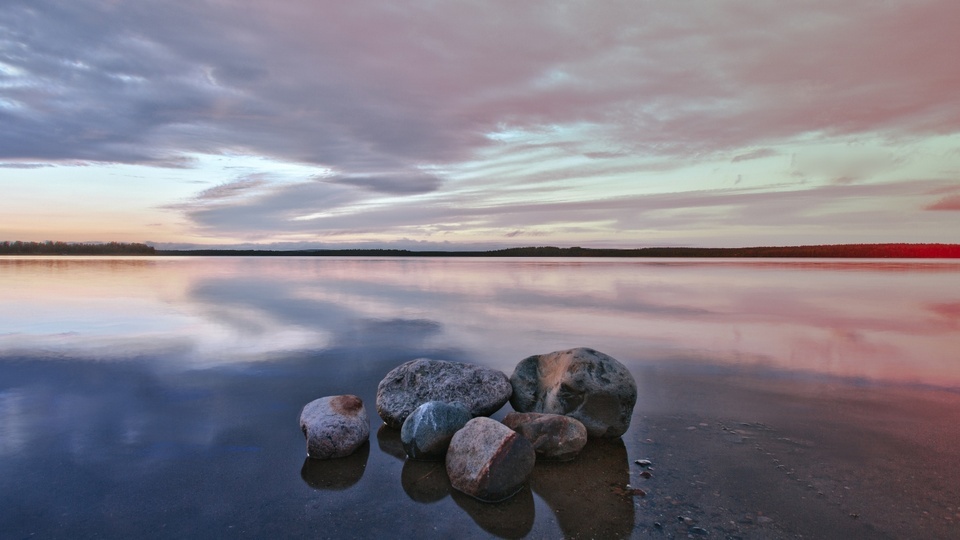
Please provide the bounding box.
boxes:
[502,412,588,461]
[300,395,370,459]
[401,401,472,460]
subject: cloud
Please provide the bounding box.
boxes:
[0,163,54,169]
[732,149,779,163]
[5,0,960,172]
[194,176,270,201]
[926,194,960,211]
[324,172,443,195]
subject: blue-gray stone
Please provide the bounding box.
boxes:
[401,401,472,460]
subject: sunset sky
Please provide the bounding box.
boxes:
[2,0,959,249]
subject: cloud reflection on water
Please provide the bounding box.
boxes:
[2,257,960,538]
[1,256,958,386]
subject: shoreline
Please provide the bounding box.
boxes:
[3,242,960,258]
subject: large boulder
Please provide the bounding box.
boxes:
[446,417,536,503]
[299,395,370,459]
[502,412,588,461]
[401,401,473,460]
[509,348,637,438]
[376,358,512,429]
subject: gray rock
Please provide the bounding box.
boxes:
[376,358,512,429]
[502,412,588,461]
[509,347,637,438]
[446,417,535,502]
[401,401,472,460]
[299,395,370,459]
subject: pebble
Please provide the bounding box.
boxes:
[635,459,652,467]
[689,526,709,535]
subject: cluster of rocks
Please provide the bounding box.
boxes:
[299,347,637,503]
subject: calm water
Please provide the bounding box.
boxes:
[2,257,959,539]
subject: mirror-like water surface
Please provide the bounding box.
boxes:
[2,257,959,538]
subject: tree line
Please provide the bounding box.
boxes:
[157,243,960,258]
[0,241,156,255]
[2,241,957,258]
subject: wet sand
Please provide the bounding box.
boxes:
[621,366,960,539]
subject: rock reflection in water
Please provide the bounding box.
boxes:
[530,438,634,538]
[379,420,632,538]
[299,441,370,490]
[376,424,406,460]
[451,487,535,539]
[401,460,450,503]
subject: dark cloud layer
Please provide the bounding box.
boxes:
[6,1,959,167]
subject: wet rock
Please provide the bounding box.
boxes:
[376,359,512,429]
[299,395,370,459]
[502,412,588,461]
[510,348,637,438]
[401,401,472,460]
[446,417,535,502]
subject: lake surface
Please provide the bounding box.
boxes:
[1,257,959,539]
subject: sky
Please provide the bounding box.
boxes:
[1,0,959,249]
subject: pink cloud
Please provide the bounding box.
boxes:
[926,194,960,210]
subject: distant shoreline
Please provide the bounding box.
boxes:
[3,241,960,258]
[157,244,960,258]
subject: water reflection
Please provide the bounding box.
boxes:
[530,438,634,539]
[451,487,535,539]
[300,442,370,490]
[2,256,958,386]
[375,422,634,538]
[3,256,959,538]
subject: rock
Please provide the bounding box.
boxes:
[401,401,472,460]
[509,348,637,438]
[446,417,535,502]
[299,395,370,459]
[376,358,512,429]
[502,412,588,461]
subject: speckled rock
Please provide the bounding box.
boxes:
[446,417,535,502]
[299,395,370,459]
[401,401,473,460]
[376,358,512,429]
[502,412,588,461]
[509,348,637,438]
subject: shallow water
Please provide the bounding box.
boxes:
[1,257,959,538]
